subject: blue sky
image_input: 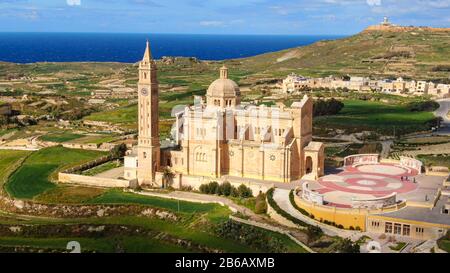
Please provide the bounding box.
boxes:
[1,0,449,35]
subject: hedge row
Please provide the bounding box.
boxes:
[266,188,310,228]
[289,190,313,218]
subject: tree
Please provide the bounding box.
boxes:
[162,167,175,189]
[254,192,267,214]
[306,225,323,243]
[218,182,233,196]
[336,238,360,253]
[237,184,253,198]
[111,143,127,159]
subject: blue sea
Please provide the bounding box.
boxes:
[0,33,344,63]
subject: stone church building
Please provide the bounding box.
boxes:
[125,42,324,188]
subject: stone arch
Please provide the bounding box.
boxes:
[305,156,313,174]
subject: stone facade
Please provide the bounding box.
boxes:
[130,42,325,187]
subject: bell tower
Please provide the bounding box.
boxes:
[137,40,160,185]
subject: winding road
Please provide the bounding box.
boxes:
[434,99,450,135]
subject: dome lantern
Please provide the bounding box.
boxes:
[206,66,241,108]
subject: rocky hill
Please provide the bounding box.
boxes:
[234,27,450,82]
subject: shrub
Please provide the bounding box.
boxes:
[199,183,210,194]
[407,100,440,112]
[111,143,127,159]
[237,184,253,198]
[313,98,344,117]
[335,238,360,253]
[289,190,311,217]
[306,225,323,243]
[199,182,219,194]
[209,181,220,194]
[254,192,267,214]
[218,182,233,196]
[230,186,239,197]
[216,220,287,253]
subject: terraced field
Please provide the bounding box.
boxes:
[314,100,436,135]
[5,146,106,199]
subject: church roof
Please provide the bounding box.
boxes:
[305,141,324,151]
[206,66,240,98]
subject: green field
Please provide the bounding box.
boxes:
[315,100,435,134]
[5,146,106,199]
[39,132,84,143]
[417,154,450,168]
[81,161,121,176]
[0,150,31,185]
[89,189,226,216]
[84,104,137,125]
[0,236,191,253]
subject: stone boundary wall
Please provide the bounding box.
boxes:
[400,156,423,174]
[351,192,397,209]
[302,182,324,205]
[293,193,408,231]
[59,173,130,188]
[0,193,177,220]
[344,154,379,167]
[380,158,400,165]
[229,216,315,253]
[63,155,113,174]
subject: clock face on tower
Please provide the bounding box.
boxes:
[141,88,149,96]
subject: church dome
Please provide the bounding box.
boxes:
[206,66,240,98]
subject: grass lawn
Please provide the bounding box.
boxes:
[0,236,191,253]
[39,132,84,143]
[389,242,407,251]
[0,150,31,185]
[89,189,227,215]
[5,146,106,199]
[71,135,118,145]
[84,104,137,124]
[34,186,106,204]
[314,100,435,134]
[81,161,121,176]
[417,154,450,168]
[438,238,450,253]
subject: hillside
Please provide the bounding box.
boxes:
[234,27,450,82]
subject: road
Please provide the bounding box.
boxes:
[380,140,393,158]
[434,99,450,135]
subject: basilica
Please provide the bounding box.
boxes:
[124,42,324,189]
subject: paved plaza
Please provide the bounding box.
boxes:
[312,163,420,207]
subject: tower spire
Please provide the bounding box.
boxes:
[143,39,152,61]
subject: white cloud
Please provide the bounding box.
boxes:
[367,0,381,6]
[199,20,244,27]
[67,0,81,6]
[200,21,224,27]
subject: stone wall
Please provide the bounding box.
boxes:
[0,194,177,220]
[344,154,379,167]
[400,156,423,174]
[351,193,397,209]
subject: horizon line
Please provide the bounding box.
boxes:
[0,31,351,37]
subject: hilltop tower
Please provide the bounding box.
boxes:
[137,41,160,185]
